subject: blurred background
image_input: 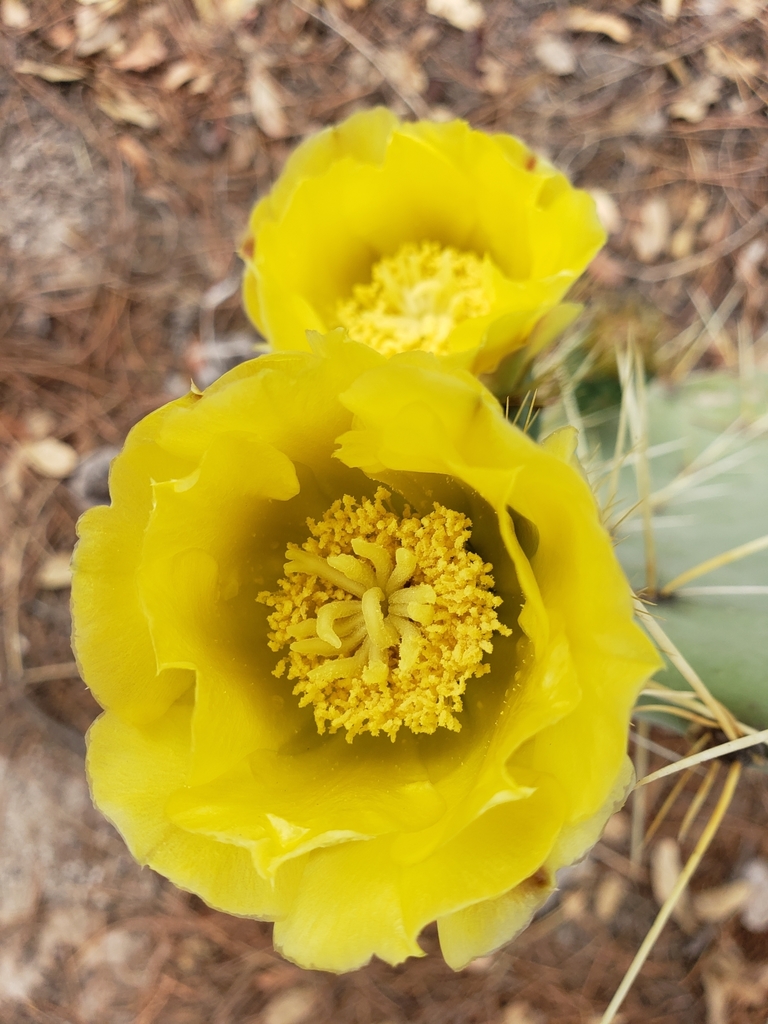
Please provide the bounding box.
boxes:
[1,1,768,1021]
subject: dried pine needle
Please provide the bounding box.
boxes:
[636,728,768,787]
[600,761,742,1024]
[634,600,740,740]
[642,733,710,849]
[660,532,768,595]
[678,760,720,842]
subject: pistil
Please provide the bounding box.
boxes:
[259,489,511,742]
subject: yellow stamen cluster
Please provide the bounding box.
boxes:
[258,489,510,742]
[335,241,494,357]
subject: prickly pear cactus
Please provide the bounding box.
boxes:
[543,370,768,731]
[612,372,768,730]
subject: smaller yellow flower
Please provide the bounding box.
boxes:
[241,108,605,375]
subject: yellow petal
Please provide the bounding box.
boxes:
[87,706,288,918]
[71,397,198,723]
[138,434,301,784]
[273,838,423,972]
[166,733,445,878]
[436,755,634,968]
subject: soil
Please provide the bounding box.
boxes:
[1,1,767,1022]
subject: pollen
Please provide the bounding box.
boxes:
[258,488,511,742]
[335,241,494,357]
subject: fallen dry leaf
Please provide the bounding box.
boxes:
[15,60,87,82]
[702,935,768,1024]
[112,28,167,72]
[20,439,79,479]
[1,0,30,29]
[161,59,199,91]
[602,811,630,843]
[47,22,77,48]
[379,48,428,96]
[705,43,760,81]
[699,206,732,246]
[189,71,214,95]
[651,837,681,905]
[670,224,695,259]
[23,409,57,440]
[703,972,729,1024]
[0,452,25,504]
[426,0,485,32]
[502,1001,542,1024]
[650,837,694,929]
[594,873,627,923]
[192,0,261,22]
[735,238,766,289]
[74,3,102,39]
[631,196,671,262]
[534,35,577,75]
[669,75,722,123]
[465,954,495,973]
[76,0,127,8]
[588,188,621,235]
[95,83,160,129]
[36,553,73,591]
[248,64,289,139]
[228,127,259,173]
[661,0,683,19]
[477,55,506,95]
[75,17,121,57]
[565,7,632,44]
[694,880,750,923]
[262,987,316,1024]
[562,890,588,921]
[741,858,768,932]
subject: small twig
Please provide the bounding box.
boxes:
[600,761,742,1024]
[636,729,768,787]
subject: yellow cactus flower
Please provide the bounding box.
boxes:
[240,108,605,376]
[72,333,658,973]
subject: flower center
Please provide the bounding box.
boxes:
[335,241,494,357]
[259,488,510,742]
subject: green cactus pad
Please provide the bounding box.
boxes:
[611,372,768,731]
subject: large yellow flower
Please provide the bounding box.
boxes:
[72,333,658,972]
[241,109,605,376]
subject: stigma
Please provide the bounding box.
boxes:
[335,241,494,357]
[259,489,510,742]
